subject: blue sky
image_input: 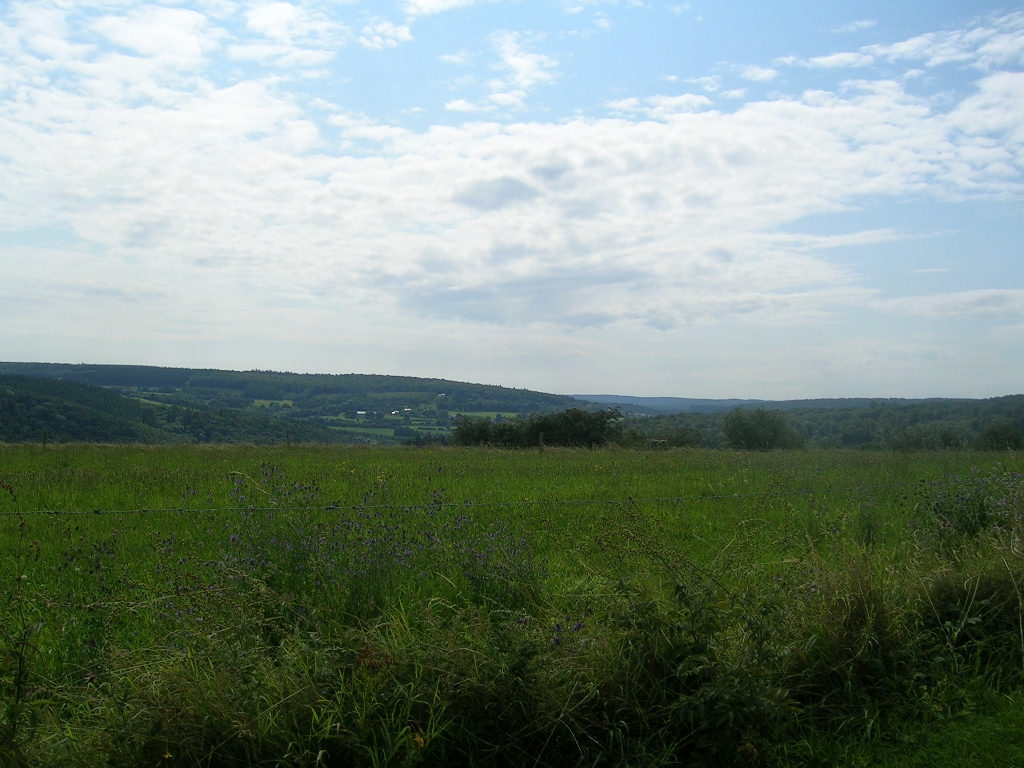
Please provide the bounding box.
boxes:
[1,1,1022,399]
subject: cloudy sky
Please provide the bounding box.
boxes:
[2,1,1022,399]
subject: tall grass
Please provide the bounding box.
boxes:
[0,445,1020,765]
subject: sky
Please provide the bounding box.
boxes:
[1,1,1023,399]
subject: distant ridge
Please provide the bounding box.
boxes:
[573,395,763,413]
[0,361,585,445]
[572,394,965,415]
[0,362,579,409]
[2,361,1022,448]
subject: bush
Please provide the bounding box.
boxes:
[913,467,1024,542]
[919,569,1024,680]
[452,408,623,448]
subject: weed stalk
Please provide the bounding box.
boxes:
[0,480,43,766]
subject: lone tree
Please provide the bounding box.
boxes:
[723,407,804,450]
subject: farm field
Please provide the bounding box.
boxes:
[0,444,1022,766]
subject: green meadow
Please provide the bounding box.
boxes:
[1,444,1022,766]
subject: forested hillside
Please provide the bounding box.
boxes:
[2,362,1021,448]
[0,375,170,443]
[625,396,1024,450]
[0,363,578,414]
[0,375,345,445]
[0,363,584,445]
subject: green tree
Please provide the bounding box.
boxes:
[888,422,970,451]
[723,408,804,450]
[976,419,1024,450]
[452,415,495,445]
[451,408,623,447]
[525,408,623,447]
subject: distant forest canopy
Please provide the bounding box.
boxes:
[0,362,1021,449]
[623,398,1024,451]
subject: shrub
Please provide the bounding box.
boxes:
[918,569,1024,682]
[913,467,1024,542]
[777,548,914,732]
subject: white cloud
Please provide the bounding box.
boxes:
[490,30,557,92]
[833,19,877,34]
[440,50,470,65]
[875,290,1024,318]
[90,6,214,70]
[776,12,1024,75]
[948,71,1024,145]
[867,10,1024,69]
[604,96,639,112]
[228,42,335,68]
[976,26,1024,68]
[228,41,331,65]
[359,20,413,49]
[235,2,346,68]
[403,0,477,19]
[446,30,558,111]
[780,51,875,69]
[1,2,1022,396]
[444,98,488,111]
[768,229,905,250]
[5,64,1019,335]
[739,65,777,82]
[684,75,720,94]
[488,89,528,107]
[245,2,338,44]
[867,32,974,68]
[606,92,711,117]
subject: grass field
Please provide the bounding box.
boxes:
[0,444,1021,766]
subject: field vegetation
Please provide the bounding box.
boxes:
[0,444,1022,766]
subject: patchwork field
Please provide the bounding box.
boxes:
[0,444,1022,766]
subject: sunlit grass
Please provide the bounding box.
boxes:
[0,444,1021,765]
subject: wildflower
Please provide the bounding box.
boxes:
[163,750,173,759]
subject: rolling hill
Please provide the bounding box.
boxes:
[1,362,1021,449]
[0,362,585,445]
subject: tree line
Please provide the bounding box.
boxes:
[626,399,1024,451]
[452,408,624,448]
[453,403,1023,451]
[3,364,1022,450]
